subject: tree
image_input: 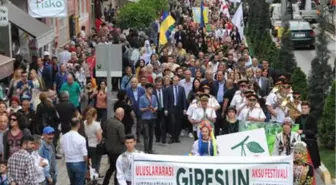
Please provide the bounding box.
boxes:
[274,22,297,74]
[307,1,333,120]
[291,67,308,100]
[116,0,168,30]
[245,0,279,65]
[319,81,335,149]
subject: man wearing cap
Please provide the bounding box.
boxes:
[293,142,314,185]
[238,94,266,122]
[139,83,158,153]
[39,126,57,185]
[186,90,202,140]
[230,79,249,111]
[289,91,302,120]
[201,84,220,110]
[266,80,293,123]
[190,94,217,136]
[272,117,301,156]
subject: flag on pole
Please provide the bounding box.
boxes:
[200,0,205,28]
[219,0,230,18]
[159,11,175,45]
[192,7,209,24]
[232,3,244,40]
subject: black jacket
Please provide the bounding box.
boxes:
[36,102,60,133]
[55,100,77,134]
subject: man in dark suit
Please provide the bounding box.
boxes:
[295,101,321,169]
[255,68,270,98]
[36,57,53,90]
[153,77,167,143]
[211,71,226,136]
[165,75,186,144]
[126,77,145,141]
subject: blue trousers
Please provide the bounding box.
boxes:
[66,161,87,185]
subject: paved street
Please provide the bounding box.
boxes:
[57,132,195,184]
[294,36,336,75]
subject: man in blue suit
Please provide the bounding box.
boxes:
[126,77,145,142]
[212,71,226,136]
[165,75,186,144]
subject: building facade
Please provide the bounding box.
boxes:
[0,0,91,80]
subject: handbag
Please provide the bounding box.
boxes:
[96,139,107,155]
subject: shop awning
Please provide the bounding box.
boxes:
[0,55,14,80]
[5,2,55,48]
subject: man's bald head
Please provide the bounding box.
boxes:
[115,107,125,121]
[0,115,8,130]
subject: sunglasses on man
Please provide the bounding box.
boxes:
[248,98,257,102]
[282,85,291,89]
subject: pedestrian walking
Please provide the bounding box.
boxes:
[61,118,88,185]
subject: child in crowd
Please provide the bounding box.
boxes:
[0,160,8,185]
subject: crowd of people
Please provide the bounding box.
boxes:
[0,0,324,185]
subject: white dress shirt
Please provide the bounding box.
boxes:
[238,106,266,122]
[61,130,88,163]
[32,151,49,183]
[266,92,292,123]
[179,78,194,99]
[116,150,143,185]
[156,88,164,109]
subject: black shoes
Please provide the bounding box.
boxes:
[168,138,181,144]
[168,139,175,144]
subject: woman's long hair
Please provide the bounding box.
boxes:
[85,107,97,125]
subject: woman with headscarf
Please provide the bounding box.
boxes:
[190,121,218,156]
[293,142,314,185]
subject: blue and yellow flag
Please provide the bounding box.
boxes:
[159,11,175,45]
[192,6,208,25]
[200,0,205,27]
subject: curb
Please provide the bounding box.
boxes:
[316,162,332,185]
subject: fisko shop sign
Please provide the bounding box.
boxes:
[28,0,67,18]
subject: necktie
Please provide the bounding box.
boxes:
[174,86,178,105]
[158,90,162,109]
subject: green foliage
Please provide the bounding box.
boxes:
[275,22,297,74]
[141,0,169,13]
[308,1,333,120]
[319,81,335,149]
[291,67,308,100]
[116,0,168,30]
[245,0,279,64]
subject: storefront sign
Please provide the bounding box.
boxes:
[0,6,9,27]
[133,154,293,185]
[217,128,270,157]
[28,0,67,18]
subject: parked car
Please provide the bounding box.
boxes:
[289,20,315,49]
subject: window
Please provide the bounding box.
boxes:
[79,0,87,18]
[59,18,67,28]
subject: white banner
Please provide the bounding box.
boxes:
[28,0,67,18]
[217,128,270,157]
[133,154,293,185]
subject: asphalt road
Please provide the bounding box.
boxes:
[294,35,336,75]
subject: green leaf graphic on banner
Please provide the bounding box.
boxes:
[246,141,265,153]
